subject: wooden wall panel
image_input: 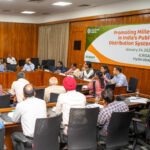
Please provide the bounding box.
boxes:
[67,13,150,95]
[0,22,38,61]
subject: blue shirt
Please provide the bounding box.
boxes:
[0,64,4,72]
[22,64,35,72]
[111,73,128,87]
[53,66,66,73]
[0,120,4,129]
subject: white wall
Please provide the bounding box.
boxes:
[0,0,150,23]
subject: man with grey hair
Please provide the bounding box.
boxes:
[10,72,29,103]
[44,77,66,103]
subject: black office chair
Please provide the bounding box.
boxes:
[6,64,17,72]
[49,93,59,103]
[0,128,5,150]
[132,105,150,149]
[98,111,134,150]
[19,59,25,67]
[76,84,83,92]
[12,115,62,150]
[127,77,138,93]
[31,58,40,69]
[0,95,10,108]
[35,88,45,100]
[67,107,99,150]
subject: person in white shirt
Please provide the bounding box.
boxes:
[80,61,94,80]
[55,76,86,135]
[44,77,66,103]
[7,54,17,65]
[11,84,47,150]
[10,72,29,103]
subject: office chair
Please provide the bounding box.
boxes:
[6,64,17,72]
[76,84,83,92]
[127,77,138,93]
[35,88,45,100]
[12,115,62,150]
[98,111,134,150]
[132,105,150,149]
[49,93,59,103]
[67,107,99,150]
[0,94,10,108]
[19,59,25,67]
[0,128,5,150]
[31,58,40,69]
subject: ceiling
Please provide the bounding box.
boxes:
[0,0,129,17]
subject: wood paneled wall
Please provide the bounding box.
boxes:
[0,22,38,60]
[67,12,150,95]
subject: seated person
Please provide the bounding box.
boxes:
[98,89,129,136]
[10,72,29,103]
[0,59,5,72]
[105,66,128,87]
[53,61,66,73]
[11,84,47,150]
[88,71,106,97]
[55,76,86,135]
[101,64,110,79]
[65,63,81,78]
[44,77,66,103]
[22,58,35,72]
[0,85,3,96]
[7,54,17,65]
[80,61,94,79]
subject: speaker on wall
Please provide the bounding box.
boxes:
[74,40,81,50]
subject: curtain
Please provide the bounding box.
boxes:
[38,23,69,66]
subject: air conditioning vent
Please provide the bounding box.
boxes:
[42,12,50,15]
[2,9,11,12]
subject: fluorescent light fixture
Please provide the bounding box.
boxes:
[21,11,36,14]
[52,1,72,6]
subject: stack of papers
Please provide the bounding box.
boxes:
[82,85,88,89]
[129,96,148,104]
[86,103,104,109]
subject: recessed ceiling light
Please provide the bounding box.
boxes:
[52,2,72,6]
[21,11,36,14]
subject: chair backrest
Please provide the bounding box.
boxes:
[76,84,83,92]
[33,115,62,150]
[68,107,99,150]
[106,111,134,150]
[47,59,55,66]
[6,64,17,72]
[19,59,25,66]
[0,128,5,150]
[49,93,59,103]
[145,105,150,139]
[0,95,10,108]
[31,58,39,69]
[128,77,138,92]
[35,88,45,100]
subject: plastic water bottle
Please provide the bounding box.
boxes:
[95,96,100,104]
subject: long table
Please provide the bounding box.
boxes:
[0,71,141,150]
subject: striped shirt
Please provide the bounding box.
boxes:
[98,101,129,132]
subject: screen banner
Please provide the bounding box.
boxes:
[84,24,150,69]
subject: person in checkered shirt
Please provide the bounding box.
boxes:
[98,89,129,136]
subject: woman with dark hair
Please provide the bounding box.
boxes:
[65,63,81,78]
[101,64,110,79]
[80,61,94,79]
[88,70,106,97]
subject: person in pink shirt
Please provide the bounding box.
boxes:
[88,70,106,97]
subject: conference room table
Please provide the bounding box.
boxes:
[0,70,146,150]
[1,93,150,150]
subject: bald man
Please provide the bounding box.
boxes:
[44,77,66,103]
[11,84,47,150]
